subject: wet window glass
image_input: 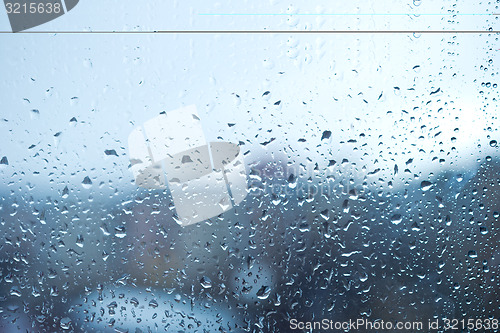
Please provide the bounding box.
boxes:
[0,1,498,332]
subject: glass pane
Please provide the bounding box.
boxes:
[0,1,498,331]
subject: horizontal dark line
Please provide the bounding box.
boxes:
[199,13,498,16]
[0,30,498,34]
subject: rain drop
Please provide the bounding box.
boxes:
[256,286,271,300]
[420,180,433,192]
[200,276,212,289]
[391,214,402,225]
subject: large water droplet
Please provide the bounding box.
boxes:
[76,235,84,248]
[60,317,72,330]
[82,176,92,189]
[391,214,403,225]
[200,276,212,288]
[421,180,433,191]
[256,286,271,299]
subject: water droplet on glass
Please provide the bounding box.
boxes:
[60,317,72,330]
[10,287,21,297]
[76,234,84,248]
[30,109,40,119]
[421,180,433,191]
[82,176,92,189]
[114,226,127,239]
[200,276,212,288]
[391,214,403,225]
[62,186,69,198]
[321,130,331,140]
[256,286,271,299]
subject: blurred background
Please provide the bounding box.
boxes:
[0,0,499,332]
